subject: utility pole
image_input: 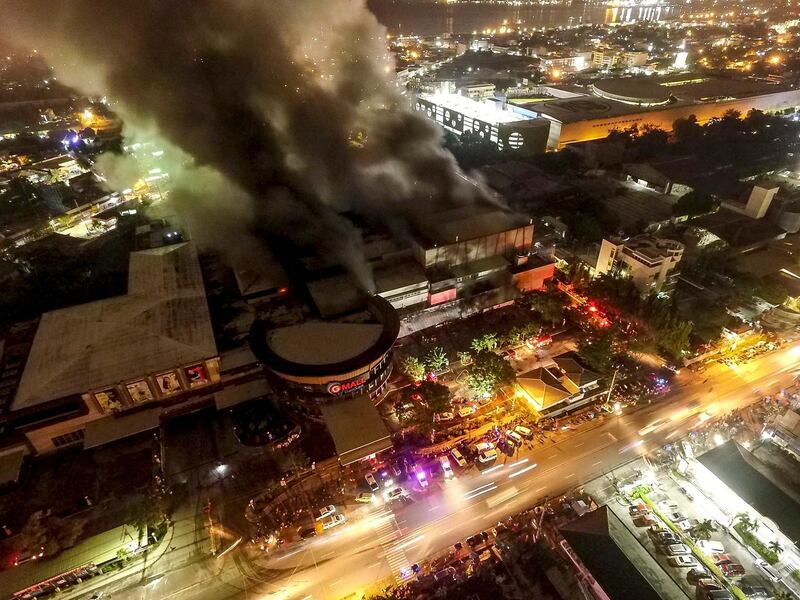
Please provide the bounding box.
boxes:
[605,367,619,406]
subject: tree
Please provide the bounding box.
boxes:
[658,320,693,361]
[401,356,426,381]
[394,400,416,425]
[466,350,516,396]
[520,290,565,327]
[457,351,472,366]
[734,512,756,533]
[274,447,310,474]
[689,519,717,541]
[673,191,719,216]
[577,332,615,372]
[417,381,451,413]
[673,114,702,143]
[425,346,449,374]
[769,539,784,556]
[471,333,499,353]
[129,491,166,544]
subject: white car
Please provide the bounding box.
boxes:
[433,412,454,423]
[668,555,696,567]
[756,559,781,582]
[316,505,336,520]
[697,540,724,555]
[450,448,467,468]
[365,473,379,492]
[458,405,476,418]
[385,487,406,502]
[478,449,498,463]
[474,442,494,453]
[666,544,691,556]
[506,430,523,444]
[321,514,345,529]
[440,455,454,479]
[355,492,374,504]
[514,425,533,439]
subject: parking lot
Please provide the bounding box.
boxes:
[592,460,783,600]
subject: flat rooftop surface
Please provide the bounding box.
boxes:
[12,242,216,410]
[266,322,383,366]
[420,206,529,247]
[320,395,392,465]
[424,93,529,124]
[699,440,800,543]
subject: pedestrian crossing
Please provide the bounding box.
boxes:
[371,512,411,583]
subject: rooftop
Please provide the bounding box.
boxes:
[266,322,384,366]
[423,93,531,124]
[319,395,392,465]
[12,242,217,411]
[418,206,531,248]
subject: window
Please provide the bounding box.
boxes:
[52,429,85,448]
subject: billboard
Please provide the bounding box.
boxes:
[126,379,155,404]
[155,371,182,396]
[184,363,209,388]
[94,388,123,413]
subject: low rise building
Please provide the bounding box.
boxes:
[515,352,602,417]
[595,235,684,295]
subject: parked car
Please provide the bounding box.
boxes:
[756,559,781,582]
[458,406,476,418]
[665,544,691,556]
[299,526,317,539]
[433,566,457,582]
[628,504,649,517]
[719,562,745,578]
[633,514,656,527]
[506,430,523,445]
[415,470,429,489]
[321,514,346,530]
[678,486,694,501]
[439,456,454,479]
[500,349,516,358]
[514,425,533,439]
[696,540,724,555]
[434,412,454,423]
[316,504,337,520]
[655,532,680,545]
[355,493,374,504]
[497,439,515,457]
[668,555,696,567]
[450,448,467,468]
[686,567,711,585]
[385,487,406,502]
[477,449,498,464]
[466,532,489,547]
[365,473,379,492]
[711,553,738,565]
[474,442,494,453]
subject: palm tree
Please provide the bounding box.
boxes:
[690,519,717,541]
[769,539,784,556]
[773,592,793,600]
[734,512,756,533]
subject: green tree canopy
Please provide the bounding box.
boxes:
[466,350,516,396]
[673,191,719,216]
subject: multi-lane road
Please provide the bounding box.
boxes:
[57,343,800,600]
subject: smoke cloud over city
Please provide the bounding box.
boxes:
[6,0,492,291]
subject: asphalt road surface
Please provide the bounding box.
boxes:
[61,343,800,600]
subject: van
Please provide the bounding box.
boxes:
[514,425,533,439]
[450,448,467,468]
[478,449,498,463]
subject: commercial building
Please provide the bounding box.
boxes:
[515,353,602,417]
[249,295,398,465]
[1,241,220,455]
[413,93,551,154]
[595,235,684,295]
[508,73,800,149]
[250,295,399,404]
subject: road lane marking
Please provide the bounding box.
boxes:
[464,484,497,500]
[321,551,335,559]
[509,458,529,468]
[427,505,440,511]
[330,579,343,586]
[548,454,558,459]
[565,473,575,479]
[593,461,603,466]
[535,486,546,493]
[574,442,584,447]
[509,464,537,478]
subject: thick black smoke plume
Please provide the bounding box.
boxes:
[6,1,491,290]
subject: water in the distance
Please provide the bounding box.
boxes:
[367,0,677,36]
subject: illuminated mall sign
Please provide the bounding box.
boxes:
[327,377,367,396]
